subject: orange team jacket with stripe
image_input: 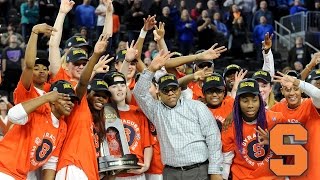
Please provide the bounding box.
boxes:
[222,110,286,180]
[271,98,320,179]
[208,95,234,124]
[146,121,164,175]
[0,106,67,180]
[51,68,100,180]
[117,105,152,177]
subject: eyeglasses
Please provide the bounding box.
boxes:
[205,88,225,95]
[198,62,212,69]
[73,62,87,67]
[161,86,179,95]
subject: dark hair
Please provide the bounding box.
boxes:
[233,94,267,153]
[88,93,106,142]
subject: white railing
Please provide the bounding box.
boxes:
[274,21,293,50]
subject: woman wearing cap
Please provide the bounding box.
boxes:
[222,79,286,180]
[104,71,152,180]
[14,23,55,106]
[49,0,113,85]
[86,79,111,149]
[202,73,240,131]
[251,70,277,109]
[269,72,320,169]
[55,35,110,180]
[0,80,78,180]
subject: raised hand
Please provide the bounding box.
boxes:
[194,67,212,81]
[125,40,138,62]
[233,69,248,89]
[262,32,273,51]
[59,0,75,14]
[94,34,109,55]
[273,71,298,88]
[255,126,269,145]
[94,54,114,74]
[143,15,157,31]
[103,0,113,13]
[309,52,320,66]
[153,22,165,42]
[148,50,173,72]
[32,23,57,36]
[198,43,227,61]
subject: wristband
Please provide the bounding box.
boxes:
[305,64,312,71]
[139,29,147,38]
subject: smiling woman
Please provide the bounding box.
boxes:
[103,71,153,180]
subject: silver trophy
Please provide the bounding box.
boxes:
[98,105,140,175]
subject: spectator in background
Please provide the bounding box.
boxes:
[274,0,289,20]
[252,0,273,30]
[1,25,25,48]
[180,0,187,13]
[145,41,158,59]
[316,0,320,11]
[290,0,307,15]
[176,9,196,55]
[197,10,215,49]
[213,12,228,37]
[1,34,24,100]
[253,16,273,61]
[0,0,9,24]
[287,36,312,69]
[75,0,96,40]
[95,0,107,36]
[228,4,247,58]
[167,0,179,22]
[191,1,203,20]
[224,0,257,31]
[288,0,304,6]
[207,0,221,20]
[124,0,146,43]
[149,0,162,17]
[38,0,58,25]
[20,0,39,41]
[157,6,175,50]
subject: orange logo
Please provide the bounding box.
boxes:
[269,124,308,176]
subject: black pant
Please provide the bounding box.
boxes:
[163,163,209,180]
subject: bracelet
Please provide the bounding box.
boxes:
[32,31,38,35]
[305,64,312,71]
[139,29,147,38]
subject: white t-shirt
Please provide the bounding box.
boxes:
[96,4,106,27]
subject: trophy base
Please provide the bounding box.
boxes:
[98,154,141,173]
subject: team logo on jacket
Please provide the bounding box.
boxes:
[122,119,140,151]
[30,133,56,167]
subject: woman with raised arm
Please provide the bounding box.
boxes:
[0,80,79,180]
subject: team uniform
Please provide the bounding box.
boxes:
[188,81,204,101]
[145,121,164,180]
[271,98,320,172]
[116,105,152,180]
[52,66,100,180]
[49,67,78,87]
[0,104,67,180]
[222,111,286,180]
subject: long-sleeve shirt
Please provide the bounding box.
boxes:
[132,69,223,174]
[176,20,196,42]
[262,50,275,78]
